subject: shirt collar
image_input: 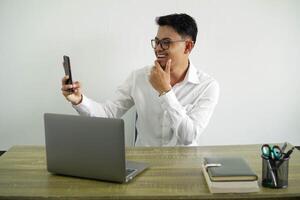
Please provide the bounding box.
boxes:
[183,61,201,84]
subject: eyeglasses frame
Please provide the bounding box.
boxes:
[151,38,189,50]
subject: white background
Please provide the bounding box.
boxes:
[0,0,299,150]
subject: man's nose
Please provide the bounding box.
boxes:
[155,43,163,51]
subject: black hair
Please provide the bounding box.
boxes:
[156,13,198,44]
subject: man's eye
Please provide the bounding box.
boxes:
[162,40,170,45]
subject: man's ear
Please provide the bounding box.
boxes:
[184,40,194,54]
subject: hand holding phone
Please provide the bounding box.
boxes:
[63,55,74,92]
[61,55,83,105]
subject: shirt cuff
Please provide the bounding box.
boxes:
[72,94,91,116]
[159,89,186,115]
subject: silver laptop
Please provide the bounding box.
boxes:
[44,113,148,183]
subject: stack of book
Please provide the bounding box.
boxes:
[202,157,260,193]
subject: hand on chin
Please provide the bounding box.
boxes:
[157,59,167,69]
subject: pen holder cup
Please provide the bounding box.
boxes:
[261,156,289,188]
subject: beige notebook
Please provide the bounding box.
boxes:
[201,164,259,193]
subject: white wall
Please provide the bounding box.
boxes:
[0,0,299,150]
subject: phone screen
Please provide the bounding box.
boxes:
[63,55,74,92]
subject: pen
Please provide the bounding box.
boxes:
[281,142,287,153]
[283,147,295,159]
[277,147,295,169]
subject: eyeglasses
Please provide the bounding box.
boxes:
[151,38,186,50]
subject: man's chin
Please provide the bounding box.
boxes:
[157,60,167,69]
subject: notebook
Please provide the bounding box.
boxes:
[203,157,258,181]
[202,157,259,193]
[44,113,149,183]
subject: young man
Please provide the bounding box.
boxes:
[61,13,219,146]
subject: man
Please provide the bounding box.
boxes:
[61,13,219,146]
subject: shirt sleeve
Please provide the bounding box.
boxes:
[159,80,220,145]
[72,72,135,118]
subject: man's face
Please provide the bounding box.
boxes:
[154,26,187,70]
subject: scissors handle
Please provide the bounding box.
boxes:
[261,144,282,160]
[261,144,272,158]
[272,145,282,160]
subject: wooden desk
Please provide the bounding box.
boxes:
[0,144,299,200]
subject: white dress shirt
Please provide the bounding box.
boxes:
[73,62,219,146]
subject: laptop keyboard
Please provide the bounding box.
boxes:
[126,168,136,176]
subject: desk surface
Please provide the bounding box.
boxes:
[0,144,299,200]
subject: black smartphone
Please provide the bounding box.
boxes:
[63,55,74,92]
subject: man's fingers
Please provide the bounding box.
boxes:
[154,60,163,72]
[62,90,72,96]
[61,84,73,91]
[73,81,81,88]
[62,81,79,91]
[61,76,69,85]
[165,59,171,74]
[154,60,160,68]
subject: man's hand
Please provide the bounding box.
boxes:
[61,76,83,105]
[149,59,172,95]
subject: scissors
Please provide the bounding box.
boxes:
[261,144,282,160]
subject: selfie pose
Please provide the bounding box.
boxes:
[61,13,220,146]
